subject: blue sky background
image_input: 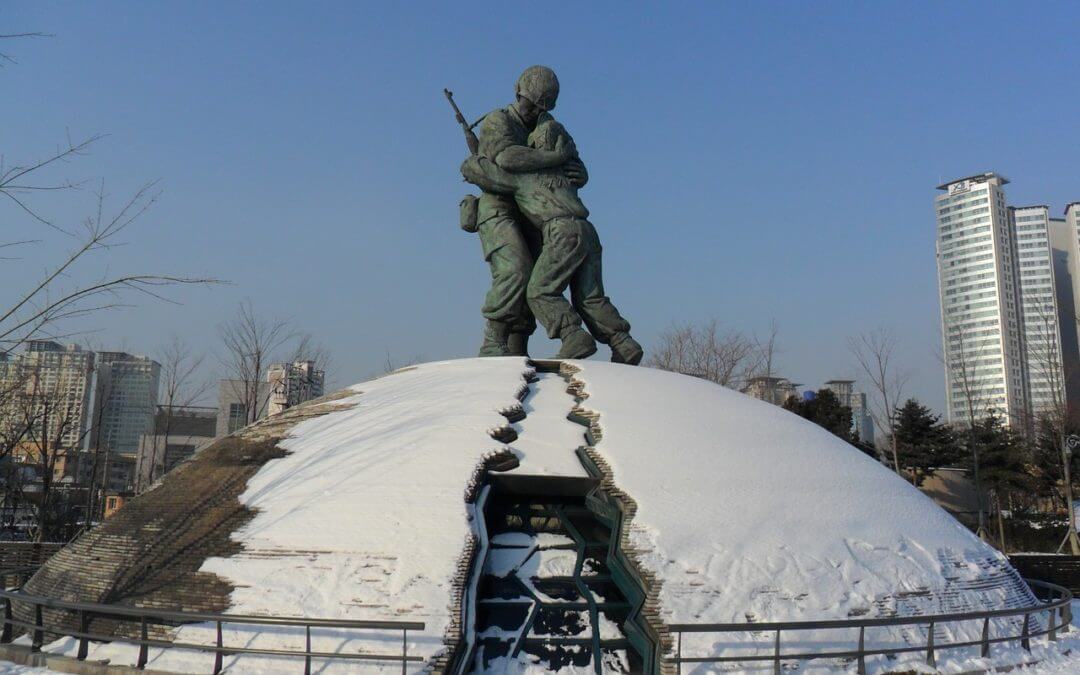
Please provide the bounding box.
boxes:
[2,1,1078,410]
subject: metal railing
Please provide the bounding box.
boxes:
[668,579,1072,675]
[0,566,425,674]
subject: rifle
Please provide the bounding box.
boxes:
[444,88,479,155]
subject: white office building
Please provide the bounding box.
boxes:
[935,173,1027,426]
[1012,206,1067,416]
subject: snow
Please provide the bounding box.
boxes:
[511,372,591,476]
[42,357,537,673]
[572,360,1061,671]
[19,357,1074,673]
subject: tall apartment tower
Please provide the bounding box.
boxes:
[4,342,97,450]
[95,352,161,456]
[1012,206,1068,416]
[935,173,1027,426]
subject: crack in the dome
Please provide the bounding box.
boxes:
[439,364,536,673]
[554,360,673,674]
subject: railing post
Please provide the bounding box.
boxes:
[925,620,935,667]
[402,627,408,675]
[213,620,223,674]
[137,615,148,669]
[77,610,89,660]
[856,625,866,675]
[676,631,682,675]
[1049,607,1058,642]
[1,598,11,644]
[773,629,781,675]
[31,601,43,652]
[1064,601,1073,633]
[1021,613,1030,651]
[304,624,311,675]
[981,616,990,658]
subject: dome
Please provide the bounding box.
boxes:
[13,358,1059,673]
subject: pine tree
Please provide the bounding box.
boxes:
[783,389,855,444]
[892,399,957,487]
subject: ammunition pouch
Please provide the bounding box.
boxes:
[460,194,479,233]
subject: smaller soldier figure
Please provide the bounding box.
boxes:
[461,117,643,364]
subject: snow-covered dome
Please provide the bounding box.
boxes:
[20,358,1052,673]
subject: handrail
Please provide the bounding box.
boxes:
[0,566,426,674]
[668,579,1072,674]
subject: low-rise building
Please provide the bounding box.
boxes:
[135,406,217,492]
[742,376,800,406]
[268,361,325,416]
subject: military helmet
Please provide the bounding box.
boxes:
[515,65,559,111]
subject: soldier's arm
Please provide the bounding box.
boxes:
[494,142,572,173]
[460,156,518,195]
[480,109,573,173]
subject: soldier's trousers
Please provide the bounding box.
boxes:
[479,214,539,334]
[528,217,631,343]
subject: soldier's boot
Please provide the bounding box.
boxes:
[479,321,512,357]
[609,332,644,365]
[507,332,530,357]
[556,327,597,360]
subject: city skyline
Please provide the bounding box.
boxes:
[2,2,1078,415]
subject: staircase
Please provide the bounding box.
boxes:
[470,488,642,673]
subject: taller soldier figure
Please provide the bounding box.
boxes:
[472,67,587,357]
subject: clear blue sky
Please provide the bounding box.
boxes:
[3,1,1078,410]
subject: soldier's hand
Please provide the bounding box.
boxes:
[564,158,588,188]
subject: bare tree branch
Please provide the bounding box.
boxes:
[848,326,910,474]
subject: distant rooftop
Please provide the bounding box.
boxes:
[935,172,1009,191]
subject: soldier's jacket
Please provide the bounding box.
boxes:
[462,119,589,228]
[475,105,554,226]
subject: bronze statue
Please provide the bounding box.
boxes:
[451,66,642,364]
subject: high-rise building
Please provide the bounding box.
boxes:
[1067,202,1080,242]
[1011,206,1066,416]
[267,360,325,416]
[1047,216,1080,405]
[94,352,161,457]
[935,173,1027,426]
[0,342,96,450]
[822,379,875,444]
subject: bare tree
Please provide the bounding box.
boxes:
[748,319,781,380]
[218,301,295,427]
[647,319,759,388]
[1021,302,1080,553]
[942,321,1001,540]
[141,337,209,490]
[0,31,50,67]
[848,327,910,475]
[2,150,217,355]
[5,358,95,542]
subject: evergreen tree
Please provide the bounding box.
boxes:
[783,389,855,443]
[892,399,957,486]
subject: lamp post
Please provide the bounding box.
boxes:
[1059,434,1080,555]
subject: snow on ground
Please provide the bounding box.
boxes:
[511,372,590,476]
[572,360,1063,671]
[44,358,536,673]
[22,357,1077,673]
